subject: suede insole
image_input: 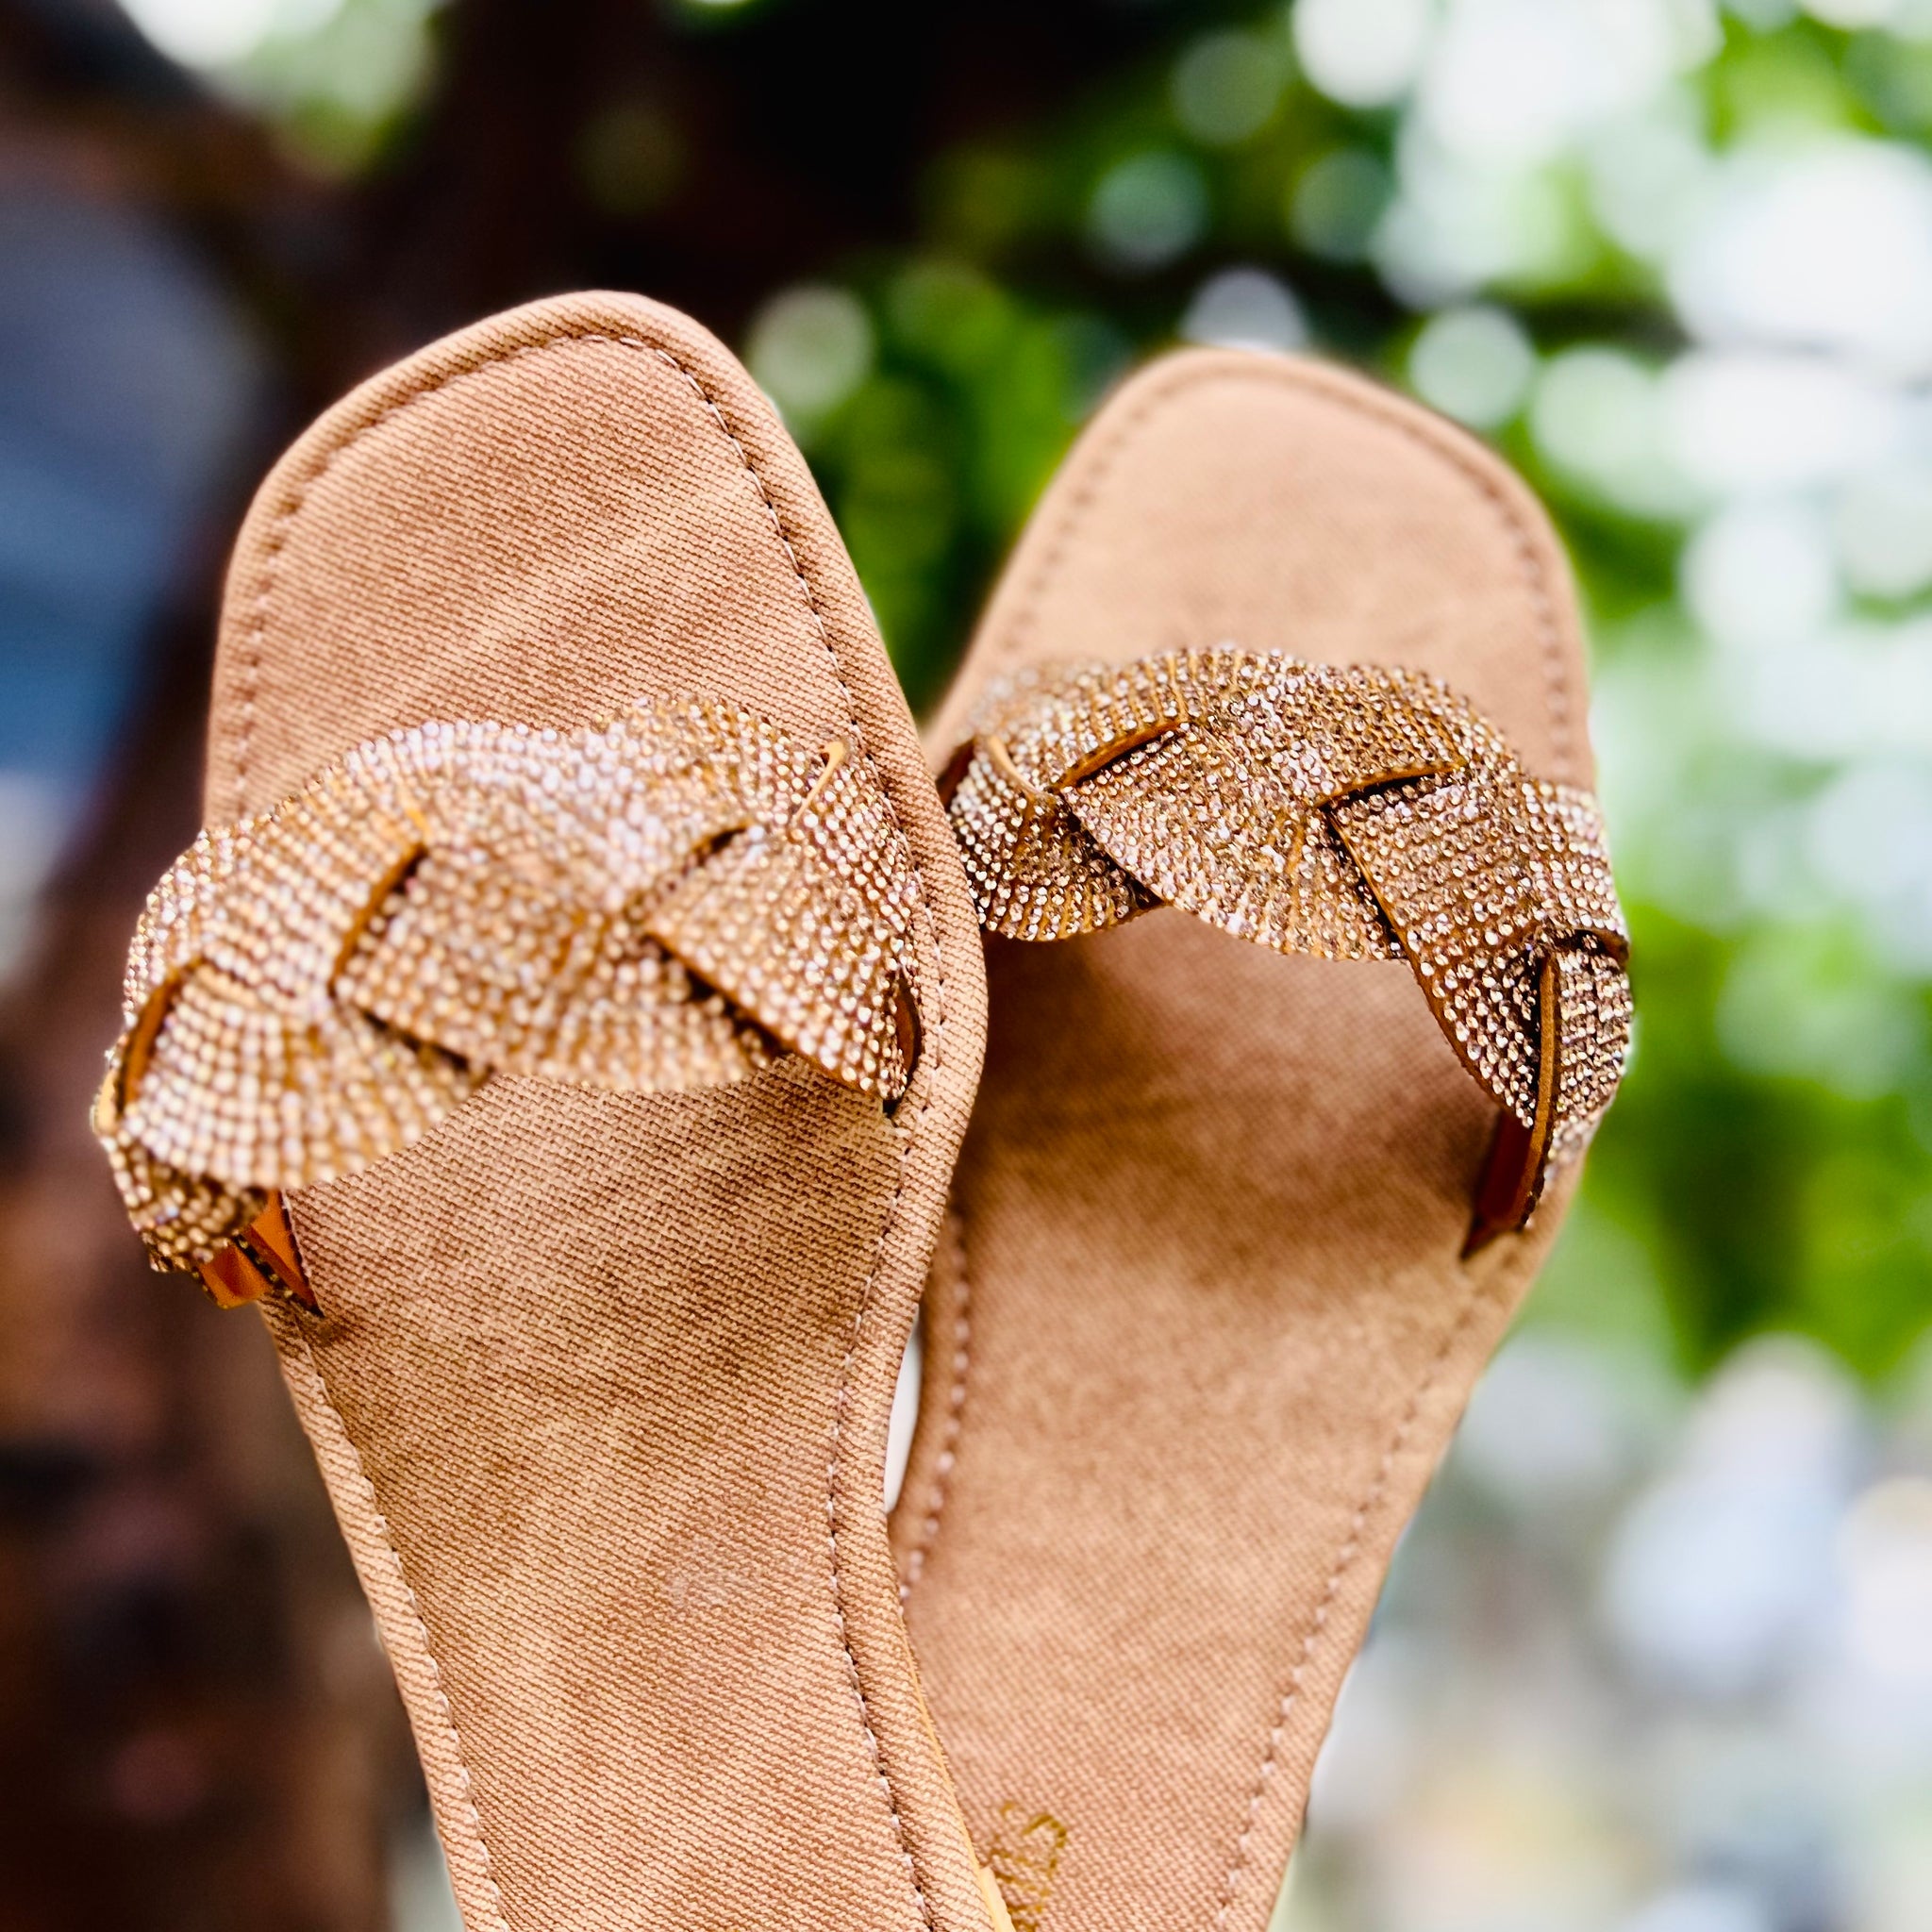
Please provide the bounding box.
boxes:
[203,294,991,1932]
[892,352,1592,1932]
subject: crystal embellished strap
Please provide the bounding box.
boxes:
[94,696,924,1307]
[941,648,1630,1250]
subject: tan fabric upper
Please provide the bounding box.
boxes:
[203,293,991,1932]
[894,350,1599,1932]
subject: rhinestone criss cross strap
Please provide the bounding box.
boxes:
[941,648,1630,1251]
[94,696,923,1308]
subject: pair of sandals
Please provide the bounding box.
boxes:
[92,292,1627,1932]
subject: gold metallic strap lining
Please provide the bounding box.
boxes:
[941,649,1630,1250]
[94,697,923,1304]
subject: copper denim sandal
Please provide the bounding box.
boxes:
[891,350,1629,1932]
[90,293,1016,1932]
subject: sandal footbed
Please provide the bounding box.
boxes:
[893,350,1590,1932]
[209,293,990,1932]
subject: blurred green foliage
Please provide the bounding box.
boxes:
[742,2,1932,1388]
[211,0,1932,1388]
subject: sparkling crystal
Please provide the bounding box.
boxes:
[946,648,1631,1224]
[97,696,924,1284]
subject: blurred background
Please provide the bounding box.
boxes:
[2,0,1931,1928]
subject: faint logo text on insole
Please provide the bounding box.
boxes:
[986,1803,1067,1931]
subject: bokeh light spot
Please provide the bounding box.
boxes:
[1087,151,1210,272]
[745,286,875,426]
[1179,268,1307,354]
[1171,29,1289,147]
[1291,0,1436,109]
[1408,305,1535,427]
[1288,147,1394,261]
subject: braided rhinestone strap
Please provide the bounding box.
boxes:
[94,696,922,1307]
[941,649,1630,1251]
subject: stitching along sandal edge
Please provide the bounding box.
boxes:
[891,347,1628,1932]
[92,292,1008,1932]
